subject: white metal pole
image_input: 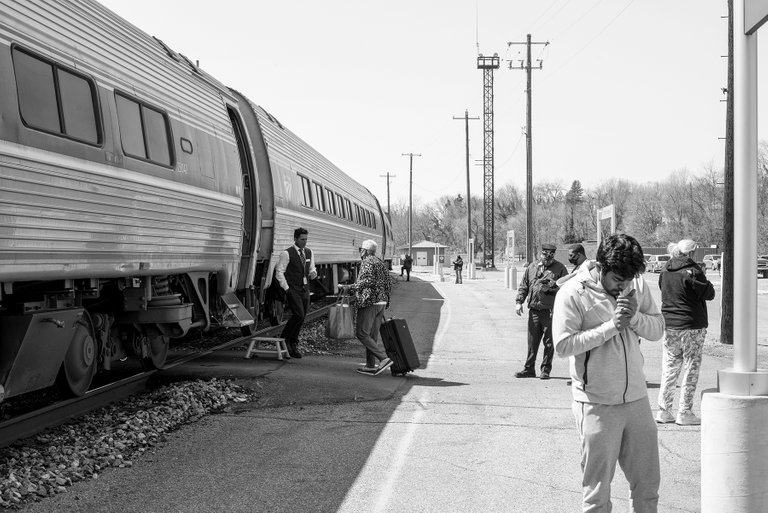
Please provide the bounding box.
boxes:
[733,10,758,372]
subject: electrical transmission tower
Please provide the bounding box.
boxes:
[477,54,500,269]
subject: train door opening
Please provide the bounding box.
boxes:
[227,106,259,322]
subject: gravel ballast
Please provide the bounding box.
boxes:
[0,379,253,509]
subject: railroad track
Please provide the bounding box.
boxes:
[0,304,331,448]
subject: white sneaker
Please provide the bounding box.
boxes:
[373,358,393,376]
[655,409,675,424]
[676,411,701,426]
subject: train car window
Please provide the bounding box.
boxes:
[299,175,312,208]
[354,204,361,225]
[313,182,325,212]
[345,198,353,221]
[144,108,171,164]
[337,195,345,219]
[12,47,100,145]
[326,189,337,216]
[115,95,145,157]
[372,212,377,230]
[59,70,99,143]
[115,92,172,166]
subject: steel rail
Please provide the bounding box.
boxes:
[0,304,331,448]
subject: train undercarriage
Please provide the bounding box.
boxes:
[0,272,253,402]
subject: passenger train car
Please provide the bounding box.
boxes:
[0,0,394,401]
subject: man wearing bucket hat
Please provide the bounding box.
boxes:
[514,242,568,379]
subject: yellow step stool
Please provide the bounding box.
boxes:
[244,337,290,360]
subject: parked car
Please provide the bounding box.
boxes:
[645,254,671,273]
[759,258,768,279]
[703,254,722,271]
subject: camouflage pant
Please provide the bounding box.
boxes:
[657,328,706,413]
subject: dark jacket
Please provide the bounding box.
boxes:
[516,259,568,310]
[452,257,463,271]
[658,255,715,329]
[402,255,413,270]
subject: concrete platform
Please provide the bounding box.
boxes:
[25,268,732,513]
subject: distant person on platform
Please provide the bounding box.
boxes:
[655,239,715,426]
[344,240,393,376]
[274,227,317,358]
[556,243,594,286]
[514,243,568,379]
[452,255,464,284]
[553,233,664,512]
[401,254,413,281]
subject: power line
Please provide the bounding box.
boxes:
[508,35,549,263]
[453,110,480,268]
[401,153,422,257]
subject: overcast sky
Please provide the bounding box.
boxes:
[97,0,765,207]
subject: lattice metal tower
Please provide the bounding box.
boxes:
[477,54,500,269]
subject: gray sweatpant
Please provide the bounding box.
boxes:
[572,398,660,513]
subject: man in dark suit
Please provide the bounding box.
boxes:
[274,227,317,358]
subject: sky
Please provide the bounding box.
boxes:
[96,0,766,208]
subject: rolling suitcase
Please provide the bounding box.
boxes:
[379,318,420,376]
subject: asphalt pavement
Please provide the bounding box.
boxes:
[25,266,731,513]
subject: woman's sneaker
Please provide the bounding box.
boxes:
[373,358,393,376]
[655,409,675,424]
[676,411,701,426]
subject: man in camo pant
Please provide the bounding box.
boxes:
[656,239,715,426]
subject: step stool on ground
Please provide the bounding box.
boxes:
[244,337,290,360]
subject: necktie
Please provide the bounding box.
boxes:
[299,249,306,275]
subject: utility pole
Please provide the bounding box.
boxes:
[452,110,479,267]
[401,153,421,257]
[509,34,549,263]
[379,172,396,216]
[477,54,500,269]
[721,0,734,345]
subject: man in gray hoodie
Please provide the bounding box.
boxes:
[552,233,664,513]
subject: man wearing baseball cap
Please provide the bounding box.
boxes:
[344,239,393,376]
[514,243,568,379]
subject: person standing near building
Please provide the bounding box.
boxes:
[656,239,715,426]
[401,254,413,281]
[514,243,568,379]
[452,255,464,284]
[553,233,664,512]
[346,240,392,376]
[274,227,317,358]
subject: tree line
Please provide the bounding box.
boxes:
[388,141,768,259]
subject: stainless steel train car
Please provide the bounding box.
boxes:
[0,0,394,402]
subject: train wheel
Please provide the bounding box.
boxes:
[57,313,97,397]
[142,332,169,369]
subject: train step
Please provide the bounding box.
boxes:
[216,293,255,328]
